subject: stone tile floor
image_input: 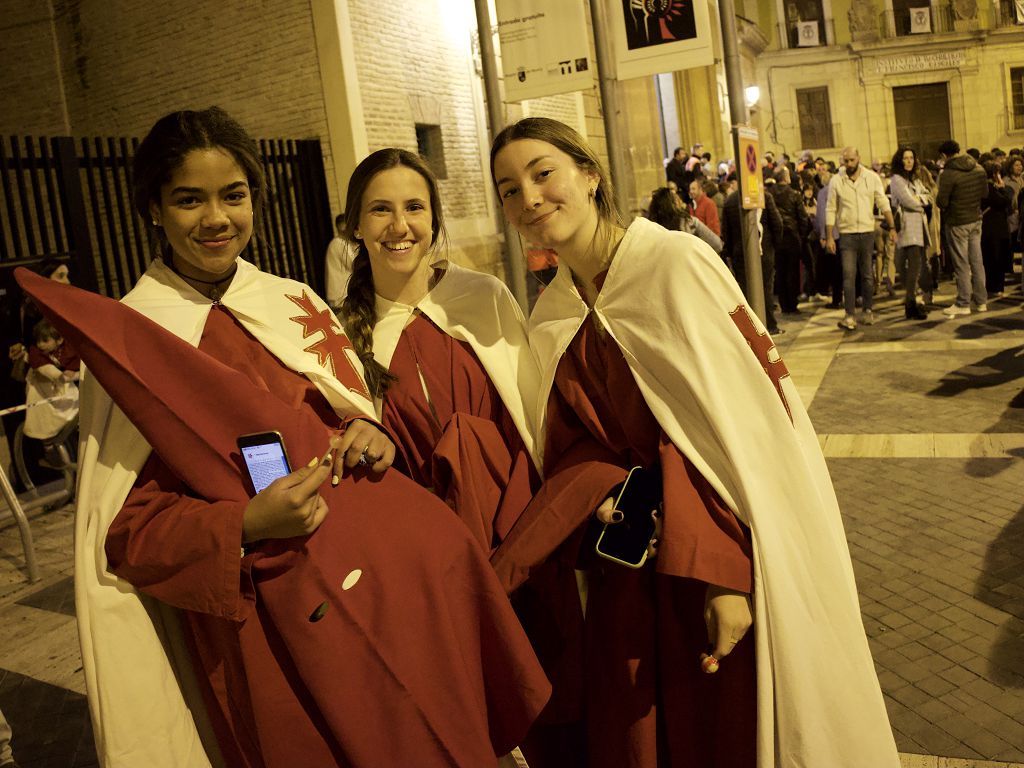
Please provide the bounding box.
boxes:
[1,277,1023,767]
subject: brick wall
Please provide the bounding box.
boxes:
[348,0,490,223]
[39,0,339,216]
[0,0,69,135]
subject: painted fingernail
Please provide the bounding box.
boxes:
[331,474,340,486]
[700,653,720,674]
[307,457,319,468]
[611,510,624,522]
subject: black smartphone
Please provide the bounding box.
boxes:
[595,465,661,569]
[237,431,292,494]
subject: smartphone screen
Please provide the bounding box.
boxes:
[595,466,661,569]
[237,432,291,494]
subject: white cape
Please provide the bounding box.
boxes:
[370,262,540,464]
[529,217,899,768]
[74,258,375,767]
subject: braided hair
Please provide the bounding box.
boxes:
[339,148,446,398]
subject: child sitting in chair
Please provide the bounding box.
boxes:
[24,319,79,443]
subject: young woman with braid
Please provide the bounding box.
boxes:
[338,148,541,552]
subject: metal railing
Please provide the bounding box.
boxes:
[0,135,333,299]
[991,0,1022,27]
[877,3,956,38]
[776,17,836,47]
[787,0,1022,46]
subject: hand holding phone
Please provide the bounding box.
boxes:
[239,432,293,494]
[595,466,662,569]
[238,433,333,543]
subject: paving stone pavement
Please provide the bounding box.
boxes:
[832,458,1024,761]
[809,348,1024,435]
[779,283,1024,766]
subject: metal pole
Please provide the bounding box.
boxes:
[588,0,629,221]
[473,0,529,312]
[718,0,766,321]
[0,462,41,583]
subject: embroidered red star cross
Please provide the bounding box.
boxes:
[728,305,792,422]
[286,290,370,399]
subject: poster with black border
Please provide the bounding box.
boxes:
[610,0,714,80]
[497,0,592,102]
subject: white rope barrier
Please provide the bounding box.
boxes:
[0,397,65,418]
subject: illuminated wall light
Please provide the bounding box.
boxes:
[744,85,761,107]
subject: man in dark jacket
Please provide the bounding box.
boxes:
[936,139,988,316]
[724,185,784,334]
[666,148,690,202]
[767,167,810,314]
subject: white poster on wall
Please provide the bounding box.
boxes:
[909,7,932,32]
[796,21,820,45]
[609,0,714,80]
[496,0,592,103]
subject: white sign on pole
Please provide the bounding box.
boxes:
[796,20,820,45]
[909,7,932,32]
[609,0,714,80]
[496,0,592,103]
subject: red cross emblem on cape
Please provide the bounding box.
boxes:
[287,290,370,399]
[729,305,792,421]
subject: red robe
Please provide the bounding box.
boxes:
[108,306,337,766]
[380,314,537,551]
[494,306,756,767]
[93,304,550,768]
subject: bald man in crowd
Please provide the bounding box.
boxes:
[826,147,896,331]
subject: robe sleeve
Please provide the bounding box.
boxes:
[491,385,627,593]
[491,407,542,544]
[657,436,753,593]
[105,453,256,621]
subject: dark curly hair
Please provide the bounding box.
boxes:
[132,107,266,259]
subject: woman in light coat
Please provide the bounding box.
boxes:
[889,147,930,320]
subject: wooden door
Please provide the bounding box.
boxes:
[893,83,951,162]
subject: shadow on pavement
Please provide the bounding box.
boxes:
[926,346,1024,398]
[973,503,1024,688]
[954,316,1024,340]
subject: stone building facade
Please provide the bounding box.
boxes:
[745,0,1024,162]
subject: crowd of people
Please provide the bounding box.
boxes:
[4,108,909,768]
[651,141,1024,334]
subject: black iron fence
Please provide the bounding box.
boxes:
[0,135,332,300]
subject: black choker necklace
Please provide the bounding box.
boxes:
[169,261,238,302]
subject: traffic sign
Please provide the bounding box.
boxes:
[737,126,764,210]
